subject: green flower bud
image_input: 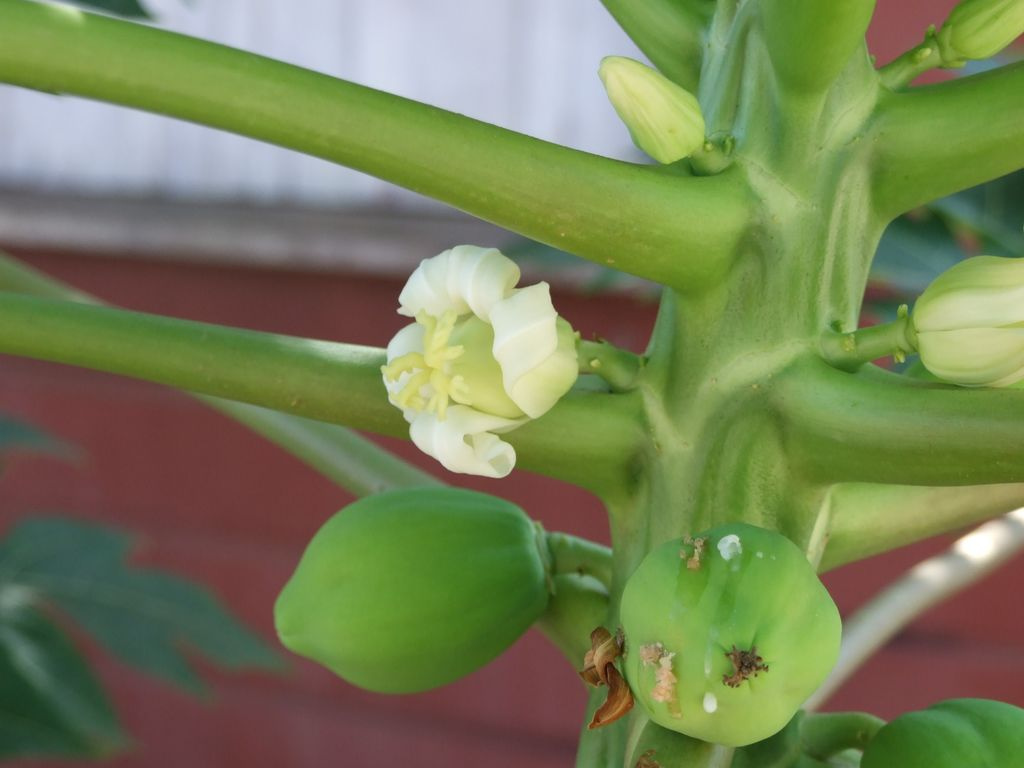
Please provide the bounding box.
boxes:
[910,256,1024,387]
[598,56,705,164]
[274,488,551,693]
[620,524,841,747]
[938,0,1024,65]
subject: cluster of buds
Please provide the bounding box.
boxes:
[382,246,578,477]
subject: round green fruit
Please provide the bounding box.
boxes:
[620,523,841,747]
[274,487,551,693]
[861,699,1024,768]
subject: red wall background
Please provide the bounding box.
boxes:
[1,247,1021,768]
[3,2,1023,765]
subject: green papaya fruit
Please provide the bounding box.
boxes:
[620,523,841,747]
[861,698,1024,768]
[275,487,551,693]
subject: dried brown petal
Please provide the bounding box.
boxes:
[588,664,634,729]
[579,626,634,729]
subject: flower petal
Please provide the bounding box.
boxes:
[408,406,525,478]
[913,256,1024,332]
[491,283,577,418]
[398,246,520,321]
[918,327,1024,387]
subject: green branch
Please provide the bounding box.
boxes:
[599,0,713,91]
[535,573,609,666]
[0,251,439,495]
[871,61,1024,217]
[546,532,614,587]
[878,28,943,90]
[0,0,749,290]
[0,292,400,432]
[800,712,884,758]
[0,292,639,493]
[819,312,915,372]
[822,481,1024,571]
[775,358,1024,486]
[760,0,876,94]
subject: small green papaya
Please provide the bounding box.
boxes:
[274,487,551,693]
[620,523,841,747]
[861,698,1024,768]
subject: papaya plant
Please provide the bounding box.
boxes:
[0,0,1023,765]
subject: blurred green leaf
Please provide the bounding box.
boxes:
[51,0,151,18]
[0,517,282,693]
[869,169,1024,306]
[0,415,76,458]
[0,590,125,759]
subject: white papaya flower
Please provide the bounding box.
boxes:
[910,256,1024,387]
[382,245,578,478]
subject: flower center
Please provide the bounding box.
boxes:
[382,310,468,420]
[382,311,525,420]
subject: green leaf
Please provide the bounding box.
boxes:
[931,170,1024,258]
[871,208,965,297]
[0,414,76,458]
[0,590,125,759]
[53,0,151,19]
[0,517,282,693]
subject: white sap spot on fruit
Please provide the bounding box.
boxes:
[756,551,764,559]
[717,534,742,561]
[703,692,718,714]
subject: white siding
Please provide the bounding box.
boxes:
[0,0,644,207]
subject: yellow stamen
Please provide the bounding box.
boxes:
[384,311,468,421]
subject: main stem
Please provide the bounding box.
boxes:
[580,14,887,764]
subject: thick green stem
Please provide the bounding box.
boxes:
[0,250,439,495]
[821,481,1024,571]
[871,61,1024,217]
[0,293,640,493]
[0,0,749,289]
[760,0,876,94]
[599,0,713,91]
[535,574,609,666]
[800,712,884,758]
[0,292,398,433]
[776,359,1024,486]
[546,532,614,588]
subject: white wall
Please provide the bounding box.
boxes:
[0,0,643,207]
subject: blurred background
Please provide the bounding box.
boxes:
[0,1,1022,766]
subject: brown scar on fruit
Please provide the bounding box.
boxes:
[681,536,707,570]
[636,749,661,768]
[651,653,677,704]
[579,627,634,729]
[722,644,769,688]
[638,642,666,666]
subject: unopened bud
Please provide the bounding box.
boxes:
[938,0,1024,65]
[910,256,1024,387]
[598,56,705,164]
